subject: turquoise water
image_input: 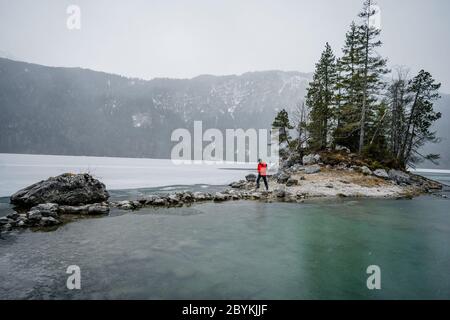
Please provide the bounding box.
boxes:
[1,186,450,299]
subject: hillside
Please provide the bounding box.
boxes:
[0,58,310,158]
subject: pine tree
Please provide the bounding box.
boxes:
[387,68,411,161]
[399,70,442,166]
[306,42,337,150]
[272,109,293,144]
[357,0,389,154]
[333,22,364,150]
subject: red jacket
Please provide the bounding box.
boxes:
[257,162,267,176]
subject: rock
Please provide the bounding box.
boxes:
[230,180,246,189]
[251,192,261,199]
[373,169,389,179]
[27,210,43,222]
[274,187,286,198]
[167,194,180,204]
[277,172,291,184]
[138,195,160,205]
[40,217,61,227]
[245,174,257,183]
[361,166,373,175]
[1,223,12,232]
[87,204,110,215]
[180,192,194,202]
[388,170,411,185]
[6,213,19,220]
[290,164,304,172]
[152,198,167,206]
[29,203,59,218]
[305,165,321,174]
[335,145,351,153]
[282,154,302,168]
[302,154,320,165]
[192,192,207,201]
[0,217,12,225]
[213,192,228,202]
[286,178,299,186]
[59,204,90,214]
[10,173,109,208]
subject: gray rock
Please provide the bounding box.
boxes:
[87,204,110,215]
[6,213,19,220]
[277,172,291,184]
[389,170,411,184]
[305,165,321,174]
[1,223,12,231]
[286,178,299,186]
[40,217,61,227]
[192,192,207,201]
[302,154,320,165]
[0,217,12,225]
[245,174,257,182]
[27,210,43,221]
[361,166,373,175]
[373,169,389,179]
[152,198,167,206]
[140,195,160,205]
[335,145,351,153]
[59,204,90,214]
[167,194,182,205]
[274,187,286,198]
[10,173,109,207]
[30,203,59,218]
[230,180,246,189]
[180,191,194,202]
[251,192,261,199]
[213,192,228,202]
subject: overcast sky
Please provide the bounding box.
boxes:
[1,0,449,92]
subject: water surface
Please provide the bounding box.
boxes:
[1,193,449,299]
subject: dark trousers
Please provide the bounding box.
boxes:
[256,174,268,190]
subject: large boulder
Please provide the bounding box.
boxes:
[373,169,389,179]
[388,170,411,185]
[361,166,373,175]
[302,154,320,165]
[10,173,109,208]
[245,174,257,183]
[277,172,291,184]
[305,165,321,174]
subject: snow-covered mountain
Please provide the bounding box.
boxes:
[0,58,311,158]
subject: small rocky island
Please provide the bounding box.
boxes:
[0,151,443,234]
[1,173,110,232]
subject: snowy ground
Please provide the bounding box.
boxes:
[0,153,254,197]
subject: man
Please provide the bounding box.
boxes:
[256,159,269,191]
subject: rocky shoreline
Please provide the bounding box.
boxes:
[0,155,444,234]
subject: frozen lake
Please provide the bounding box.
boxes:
[0,153,254,197]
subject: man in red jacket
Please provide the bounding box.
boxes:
[256,158,269,191]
